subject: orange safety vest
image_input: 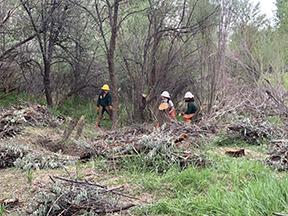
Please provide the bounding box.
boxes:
[183,114,193,123]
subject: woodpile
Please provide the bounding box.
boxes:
[225,148,245,157]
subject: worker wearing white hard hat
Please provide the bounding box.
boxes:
[181,91,198,123]
[184,91,194,99]
[159,91,176,120]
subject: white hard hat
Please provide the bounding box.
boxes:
[184,91,194,99]
[161,91,170,98]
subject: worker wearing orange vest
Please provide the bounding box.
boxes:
[181,91,198,123]
[159,91,176,120]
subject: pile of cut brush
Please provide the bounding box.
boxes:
[87,122,213,171]
[0,142,75,170]
[0,104,64,139]
[266,140,288,171]
[226,117,279,145]
[28,176,137,216]
[0,143,27,168]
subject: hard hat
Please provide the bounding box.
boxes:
[101,84,110,91]
[159,102,169,110]
[184,91,194,99]
[161,91,170,98]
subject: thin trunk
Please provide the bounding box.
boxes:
[43,59,53,106]
[108,0,120,128]
[208,0,231,112]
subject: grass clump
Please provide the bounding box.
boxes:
[212,135,251,147]
[0,205,5,216]
[267,115,284,126]
[118,153,174,174]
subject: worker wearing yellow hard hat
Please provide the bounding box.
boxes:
[101,84,110,91]
[96,84,112,127]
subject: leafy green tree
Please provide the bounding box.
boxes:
[276,0,288,30]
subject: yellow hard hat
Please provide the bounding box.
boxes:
[101,84,110,91]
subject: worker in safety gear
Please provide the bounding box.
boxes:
[159,91,176,120]
[96,84,112,127]
[181,91,198,123]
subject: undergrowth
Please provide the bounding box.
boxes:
[0,91,111,127]
[0,91,44,107]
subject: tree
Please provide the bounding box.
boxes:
[20,0,71,107]
[229,0,270,84]
[119,0,219,121]
[276,0,288,30]
[70,0,146,127]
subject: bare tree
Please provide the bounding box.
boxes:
[20,0,70,107]
[69,0,146,127]
[119,0,218,122]
[207,0,233,112]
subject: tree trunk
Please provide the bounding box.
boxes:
[107,0,120,128]
[43,60,53,107]
[208,0,231,112]
[132,88,145,123]
[107,53,119,128]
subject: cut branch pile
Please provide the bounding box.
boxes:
[93,122,216,154]
[29,176,136,216]
[0,104,64,139]
[89,123,212,171]
[198,85,287,146]
[266,140,288,171]
[14,153,75,170]
[0,143,27,168]
[227,118,275,144]
[0,141,75,170]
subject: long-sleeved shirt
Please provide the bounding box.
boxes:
[185,101,198,114]
[97,92,112,107]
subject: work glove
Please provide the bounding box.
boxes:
[108,105,113,110]
[96,106,100,113]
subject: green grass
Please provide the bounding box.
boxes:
[0,91,45,107]
[102,138,286,216]
[90,149,288,216]
[212,133,268,147]
[267,115,285,127]
[50,97,102,125]
[0,205,4,216]
[132,156,288,216]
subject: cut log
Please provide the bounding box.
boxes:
[225,148,245,157]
